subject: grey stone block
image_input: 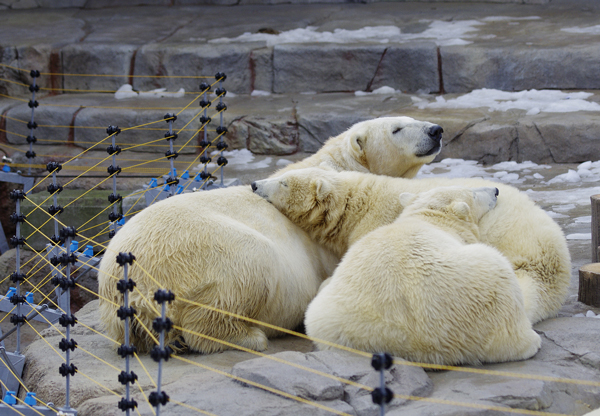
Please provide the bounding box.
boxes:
[273,43,387,93]
[62,43,137,92]
[0,45,54,97]
[518,113,600,163]
[132,43,255,95]
[74,105,200,154]
[370,42,440,94]
[5,101,75,147]
[251,47,273,92]
[442,45,600,93]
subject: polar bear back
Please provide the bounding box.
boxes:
[305,217,541,366]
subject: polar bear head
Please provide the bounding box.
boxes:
[399,186,499,224]
[342,117,443,178]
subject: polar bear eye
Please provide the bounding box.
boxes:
[392,127,403,134]
[280,180,288,188]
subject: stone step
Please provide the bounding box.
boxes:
[1,1,600,96]
[2,90,600,165]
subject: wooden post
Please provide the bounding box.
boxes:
[579,263,600,306]
[591,194,600,263]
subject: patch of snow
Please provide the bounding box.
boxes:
[544,211,569,219]
[566,233,591,240]
[575,216,592,224]
[139,88,185,99]
[355,86,398,96]
[586,310,596,317]
[115,84,138,99]
[482,16,541,22]
[251,90,271,97]
[562,25,600,35]
[414,88,600,114]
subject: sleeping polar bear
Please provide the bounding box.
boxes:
[251,168,571,327]
[98,117,443,353]
[304,186,541,365]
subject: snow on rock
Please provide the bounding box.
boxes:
[566,233,591,240]
[115,84,185,99]
[115,84,138,99]
[251,90,272,96]
[562,25,600,35]
[414,89,600,114]
[355,86,398,96]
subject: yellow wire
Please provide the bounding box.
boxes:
[0,128,26,138]
[0,92,29,102]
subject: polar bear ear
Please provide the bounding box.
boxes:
[451,201,471,220]
[349,132,366,156]
[315,178,333,201]
[399,192,417,207]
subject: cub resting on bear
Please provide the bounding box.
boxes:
[252,168,571,330]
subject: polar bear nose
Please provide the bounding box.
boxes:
[251,182,257,192]
[495,188,499,197]
[428,125,443,143]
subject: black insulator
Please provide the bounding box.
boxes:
[217,156,228,166]
[106,125,121,135]
[116,278,136,294]
[28,100,39,108]
[164,113,177,122]
[216,102,227,112]
[47,183,63,194]
[199,82,211,92]
[9,294,26,305]
[108,212,123,222]
[9,190,25,200]
[199,116,211,125]
[25,150,36,159]
[150,346,172,363]
[59,314,77,327]
[199,155,211,164]
[371,352,393,371]
[199,139,210,148]
[109,230,116,239]
[148,391,170,407]
[215,87,226,97]
[117,306,137,320]
[107,165,122,176]
[108,193,122,204]
[154,289,175,304]
[48,205,64,216]
[10,272,25,283]
[26,135,37,144]
[50,257,60,267]
[165,150,179,160]
[118,371,138,386]
[106,144,122,155]
[30,70,40,78]
[28,84,40,93]
[50,234,63,245]
[371,387,394,405]
[9,236,26,247]
[117,344,137,358]
[165,177,179,186]
[199,100,210,108]
[164,132,178,141]
[27,121,37,129]
[60,226,77,239]
[116,252,136,266]
[216,141,228,151]
[53,276,76,289]
[215,72,227,81]
[58,363,77,377]
[152,317,173,333]
[58,338,77,352]
[46,162,62,173]
[118,398,138,411]
[59,254,77,266]
[9,213,26,224]
[10,315,27,325]
[216,126,228,135]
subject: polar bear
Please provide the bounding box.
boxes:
[304,186,541,365]
[251,168,571,326]
[98,117,443,353]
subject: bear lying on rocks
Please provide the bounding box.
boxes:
[251,168,571,327]
[304,186,541,365]
[98,117,443,353]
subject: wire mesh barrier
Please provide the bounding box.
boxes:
[0,64,596,416]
